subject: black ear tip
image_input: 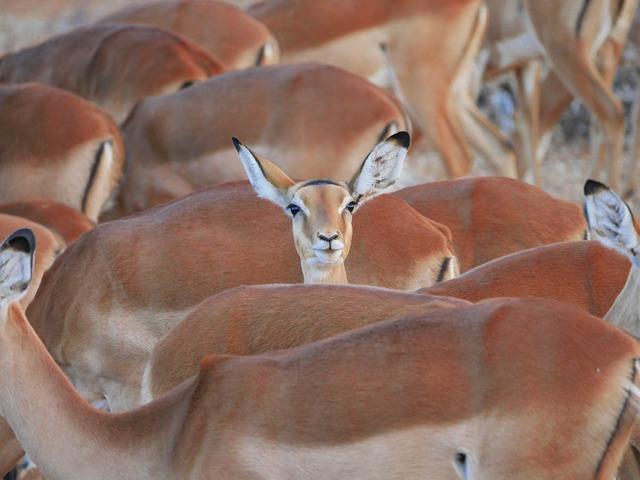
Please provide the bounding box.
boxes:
[584,179,610,196]
[231,137,242,152]
[388,131,410,149]
[4,228,35,255]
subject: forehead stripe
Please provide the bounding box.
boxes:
[302,179,341,188]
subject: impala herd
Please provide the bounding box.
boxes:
[0,0,639,479]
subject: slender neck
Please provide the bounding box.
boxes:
[0,304,183,479]
[301,260,348,284]
[604,264,640,336]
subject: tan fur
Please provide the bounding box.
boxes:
[118,64,410,215]
[0,201,94,245]
[2,295,640,479]
[425,240,630,317]
[0,24,223,123]
[22,182,453,413]
[145,240,629,401]
[470,0,637,186]
[0,83,124,221]
[394,176,587,271]
[101,0,279,70]
[248,0,487,178]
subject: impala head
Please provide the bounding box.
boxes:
[233,132,410,284]
[583,179,640,267]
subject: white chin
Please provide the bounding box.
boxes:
[312,250,343,265]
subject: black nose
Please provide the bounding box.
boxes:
[318,233,339,242]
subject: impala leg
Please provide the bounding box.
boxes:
[548,42,624,191]
[450,5,517,178]
[394,66,474,178]
[459,102,518,178]
[512,59,543,183]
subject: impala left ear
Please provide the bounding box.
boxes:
[0,228,35,308]
[232,137,296,208]
[349,131,409,205]
[583,179,640,265]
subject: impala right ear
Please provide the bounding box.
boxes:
[349,131,409,205]
[0,228,35,308]
[232,137,295,208]
[583,179,640,265]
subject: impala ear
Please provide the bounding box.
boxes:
[232,137,295,208]
[0,228,35,308]
[583,179,640,265]
[349,131,409,205]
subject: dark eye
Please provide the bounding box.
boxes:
[287,203,301,217]
[345,201,358,213]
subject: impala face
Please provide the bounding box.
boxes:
[233,132,410,283]
[285,180,355,267]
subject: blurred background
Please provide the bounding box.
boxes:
[0,0,639,204]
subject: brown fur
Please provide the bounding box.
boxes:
[22,181,453,417]
[248,0,485,177]
[146,241,630,400]
[394,176,587,271]
[101,0,279,70]
[0,24,223,123]
[148,286,467,398]
[117,64,409,215]
[3,296,640,478]
[0,201,94,245]
[424,241,630,317]
[0,83,124,221]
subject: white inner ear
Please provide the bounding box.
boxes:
[0,249,32,306]
[352,141,407,200]
[585,189,639,254]
[236,144,288,207]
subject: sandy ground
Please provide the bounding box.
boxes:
[0,0,639,208]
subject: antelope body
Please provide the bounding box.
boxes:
[394,176,586,271]
[0,24,222,123]
[0,201,94,245]
[247,0,490,178]
[101,0,279,70]
[119,64,410,215]
[0,231,637,479]
[0,83,124,221]
[144,240,630,402]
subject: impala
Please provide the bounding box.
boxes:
[394,176,586,272]
[477,0,637,188]
[246,0,497,178]
[0,24,222,123]
[234,131,410,283]
[117,63,410,215]
[0,215,61,310]
[0,83,124,221]
[142,239,629,403]
[1,230,638,479]
[0,201,94,245]
[583,179,640,336]
[101,0,279,70]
